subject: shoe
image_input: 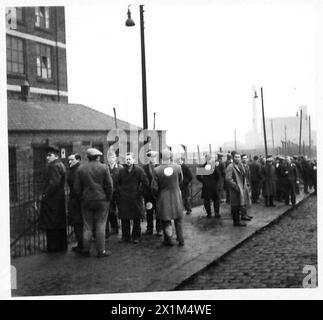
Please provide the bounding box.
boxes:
[186,211,192,215]
[246,215,253,219]
[72,246,82,253]
[162,240,174,246]
[241,216,251,221]
[178,241,185,246]
[269,204,276,207]
[97,250,112,258]
[132,239,139,244]
[119,238,131,243]
[233,221,247,227]
[80,251,91,257]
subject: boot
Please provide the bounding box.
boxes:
[233,209,246,227]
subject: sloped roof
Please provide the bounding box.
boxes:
[7,99,140,131]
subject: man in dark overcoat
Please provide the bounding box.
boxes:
[300,156,311,194]
[261,156,277,207]
[67,153,82,252]
[283,156,299,206]
[106,151,123,237]
[275,156,286,202]
[116,152,149,244]
[178,156,193,215]
[249,156,262,204]
[196,154,221,218]
[142,150,162,236]
[39,145,67,252]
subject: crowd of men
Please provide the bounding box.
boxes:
[38,144,317,257]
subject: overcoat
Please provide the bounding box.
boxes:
[117,165,149,220]
[67,162,82,225]
[261,164,277,197]
[180,163,193,198]
[196,162,221,199]
[154,163,184,221]
[225,162,248,206]
[39,159,67,230]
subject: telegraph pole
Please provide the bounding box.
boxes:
[298,109,303,154]
[261,87,268,158]
[309,115,312,158]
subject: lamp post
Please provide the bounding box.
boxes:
[125,5,148,130]
[254,87,268,158]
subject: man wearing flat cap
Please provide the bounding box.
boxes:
[261,156,277,207]
[74,148,113,258]
[39,145,67,252]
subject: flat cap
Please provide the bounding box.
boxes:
[86,148,102,157]
[47,145,60,154]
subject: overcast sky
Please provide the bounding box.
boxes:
[63,0,318,154]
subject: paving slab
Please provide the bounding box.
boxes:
[11,192,312,297]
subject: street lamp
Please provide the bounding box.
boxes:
[254,87,268,158]
[125,4,148,130]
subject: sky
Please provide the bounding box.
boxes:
[63,0,318,154]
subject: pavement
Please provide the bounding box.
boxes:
[178,195,317,290]
[11,191,314,297]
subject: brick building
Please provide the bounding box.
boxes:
[6,6,68,102]
[6,6,166,202]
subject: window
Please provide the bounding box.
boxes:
[6,35,24,74]
[35,7,50,29]
[16,7,24,23]
[36,43,52,79]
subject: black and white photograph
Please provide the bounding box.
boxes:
[0,0,321,300]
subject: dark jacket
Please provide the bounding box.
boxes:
[67,162,82,225]
[142,162,159,202]
[283,162,299,181]
[196,162,221,199]
[74,161,113,202]
[249,161,262,182]
[39,159,66,230]
[261,164,277,196]
[117,165,149,220]
[180,163,193,198]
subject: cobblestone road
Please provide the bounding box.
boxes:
[177,196,317,290]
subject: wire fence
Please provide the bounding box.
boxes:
[9,165,202,258]
[9,168,74,258]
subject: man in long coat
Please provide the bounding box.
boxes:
[178,156,193,215]
[155,149,184,246]
[196,154,221,218]
[261,156,277,207]
[249,156,262,204]
[241,154,253,220]
[39,145,67,252]
[225,151,249,227]
[106,151,123,237]
[67,153,82,252]
[283,156,299,206]
[117,152,149,244]
[142,150,162,236]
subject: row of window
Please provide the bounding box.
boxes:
[13,7,50,30]
[6,35,52,79]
